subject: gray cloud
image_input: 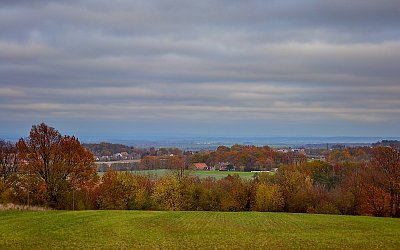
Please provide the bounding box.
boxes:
[0,0,400,136]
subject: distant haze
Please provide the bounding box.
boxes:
[1,1,400,137]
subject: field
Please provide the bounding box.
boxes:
[1,210,400,249]
[98,169,257,179]
[189,170,256,179]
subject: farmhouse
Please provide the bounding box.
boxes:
[193,163,209,170]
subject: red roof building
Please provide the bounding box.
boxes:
[193,163,208,170]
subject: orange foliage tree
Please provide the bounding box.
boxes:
[369,147,400,217]
[17,123,97,209]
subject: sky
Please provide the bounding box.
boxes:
[1,0,400,139]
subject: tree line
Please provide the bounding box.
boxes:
[84,141,184,162]
[95,148,400,217]
[0,123,399,217]
[139,144,307,171]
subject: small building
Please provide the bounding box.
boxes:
[216,162,236,171]
[193,163,209,170]
[120,152,129,157]
[277,149,289,153]
[114,153,123,158]
[291,148,305,153]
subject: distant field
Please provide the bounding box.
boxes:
[98,169,257,179]
[189,170,256,179]
[95,160,141,164]
[1,210,399,249]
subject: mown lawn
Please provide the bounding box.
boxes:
[1,210,399,249]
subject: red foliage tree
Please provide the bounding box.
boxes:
[17,123,97,208]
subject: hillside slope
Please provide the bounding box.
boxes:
[1,210,399,249]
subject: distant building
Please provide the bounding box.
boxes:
[216,162,236,171]
[193,163,209,170]
[277,149,289,153]
[276,148,305,154]
[291,148,305,153]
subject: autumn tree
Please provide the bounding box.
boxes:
[219,175,254,211]
[0,139,46,206]
[167,155,186,180]
[96,170,126,209]
[197,177,223,211]
[360,166,391,216]
[254,183,284,212]
[140,156,160,170]
[335,162,364,215]
[369,147,400,217]
[0,140,18,182]
[152,174,198,211]
[97,171,152,210]
[0,140,20,204]
[305,161,338,190]
[277,165,315,213]
[17,123,97,209]
[188,153,209,165]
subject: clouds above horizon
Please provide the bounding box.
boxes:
[1,0,400,137]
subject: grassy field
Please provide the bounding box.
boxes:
[1,210,400,249]
[99,169,257,179]
[189,170,256,179]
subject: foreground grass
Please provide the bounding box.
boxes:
[1,210,399,249]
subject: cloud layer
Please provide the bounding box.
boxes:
[1,0,400,137]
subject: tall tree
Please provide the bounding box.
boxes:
[17,123,97,208]
[277,165,314,213]
[370,147,400,217]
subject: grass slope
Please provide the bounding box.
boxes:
[1,210,399,249]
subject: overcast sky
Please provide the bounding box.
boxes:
[1,0,400,139]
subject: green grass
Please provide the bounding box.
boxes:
[188,170,256,179]
[98,169,257,179]
[1,210,399,249]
